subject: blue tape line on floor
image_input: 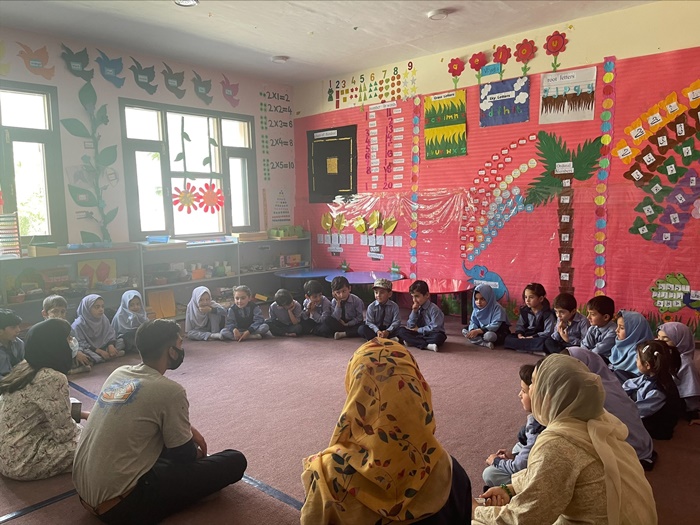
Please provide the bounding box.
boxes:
[0,489,76,523]
[68,381,98,400]
[242,474,303,510]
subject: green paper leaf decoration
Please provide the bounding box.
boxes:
[78,81,97,112]
[525,173,561,207]
[634,197,663,222]
[174,152,184,162]
[536,130,571,176]
[95,104,109,126]
[203,157,211,166]
[656,155,686,184]
[571,136,602,181]
[68,184,98,207]
[628,216,658,240]
[642,175,672,203]
[96,145,117,167]
[60,118,91,138]
[182,131,191,142]
[209,137,218,147]
[103,207,118,226]
[80,231,103,243]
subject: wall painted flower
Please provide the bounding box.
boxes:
[197,183,225,213]
[543,31,568,72]
[468,52,487,84]
[493,45,511,80]
[447,57,465,89]
[515,39,537,75]
[172,182,200,214]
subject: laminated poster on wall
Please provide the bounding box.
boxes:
[424,89,467,159]
[479,77,530,127]
[539,66,596,124]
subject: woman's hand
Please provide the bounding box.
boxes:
[480,486,511,506]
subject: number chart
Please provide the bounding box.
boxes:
[326,61,417,110]
[361,98,415,192]
[259,88,294,183]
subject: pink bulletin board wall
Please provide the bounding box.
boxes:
[294,46,700,333]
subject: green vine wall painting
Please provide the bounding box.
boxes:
[60,81,118,244]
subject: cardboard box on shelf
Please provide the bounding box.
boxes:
[27,243,60,257]
[230,231,269,242]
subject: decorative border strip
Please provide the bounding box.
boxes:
[593,56,616,296]
[409,96,422,279]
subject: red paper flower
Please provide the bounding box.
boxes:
[447,57,465,77]
[515,39,537,63]
[493,45,511,65]
[197,183,225,214]
[468,52,487,71]
[544,31,568,56]
[172,182,200,214]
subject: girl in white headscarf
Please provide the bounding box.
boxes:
[185,286,227,341]
[472,353,657,525]
[111,290,149,353]
[71,294,120,363]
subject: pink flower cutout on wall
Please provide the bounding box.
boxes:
[172,182,200,214]
[544,31,568,72]
[447,57,466,89]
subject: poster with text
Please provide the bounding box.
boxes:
[424,90,467,159]
[539,67,597,124]
[479,77,530,127]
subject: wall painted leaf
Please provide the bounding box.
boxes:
[78,81,97,112]
[61,118,91,138]
[80,231,103,243]
[103,207,118,226]
[96,145,117,167]
[95,104,109,126]
[68,184,98,207]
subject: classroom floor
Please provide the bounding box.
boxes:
[1,314,698,525]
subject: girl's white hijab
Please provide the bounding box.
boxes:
[531,354,657,525]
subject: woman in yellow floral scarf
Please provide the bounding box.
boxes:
[301,339,471,524]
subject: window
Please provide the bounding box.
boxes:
[0,81,67,244]
[120,99,258,239]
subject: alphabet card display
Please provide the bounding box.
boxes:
[539,67,597,124]
[479,77,530,127]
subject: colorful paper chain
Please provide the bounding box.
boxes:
[593,56,616,296]
[409,96,421,279]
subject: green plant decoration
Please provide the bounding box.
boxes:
[525,130,602,295]
[60,81,118,243]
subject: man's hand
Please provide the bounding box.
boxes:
[80,410,90,421]
[191,425,208,458]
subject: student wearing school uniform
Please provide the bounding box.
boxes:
[395,280,447,352]
[323,276,366,340]
[358,278,401,341]
[300,280,333,337]
[580,295,617,361]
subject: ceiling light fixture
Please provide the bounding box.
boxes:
[271,56,289,64]
[427,8,449,21]
[174,0,199,7]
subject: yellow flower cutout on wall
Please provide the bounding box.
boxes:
[611,139,640,165]
[681,79,700,109]
[624,118,651,146]
[658,92,687,121]
[640,104,670,133]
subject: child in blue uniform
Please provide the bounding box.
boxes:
[185,286,227,341]
[462,284,509,349]
[359,278,401,341]
[300,280,332,336]
[623,340,682,439]
[221,285,270,341]
[324,276,366,340]
[266,289,303,337]
[395,280,446,352]
[580,295,617,361]
[609,310,653,382]
[504,283,556,354]
[544,292,590,354]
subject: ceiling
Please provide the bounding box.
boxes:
[1,0,652,85]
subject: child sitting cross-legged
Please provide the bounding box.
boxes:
[657,322,700,423]
[71,294,122,362]
[110,290,149,353]
[358,278,401,341]
[503,283,556,355]
[482,364,545,487]
[543,292,590,355]
[395,280,446,352]
[42,295,92,374]
[221,285,270,341]
[266,289,303,337]
[580,295,617,361]
[325,276,366,340]
[300,280,332,337]
[462,284,509,349]
[185,286,227,341]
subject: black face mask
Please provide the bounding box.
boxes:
[169,345,185,370]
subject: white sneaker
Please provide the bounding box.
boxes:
[68,365,91,375]
[209,332,223,341]
[250,333,263,340]
[426,343,439,352]
[390,337,400,342]
[532,351,546,357]
[481,342,495,350]
[461,328,469,337]
[115,350,126,357]
[334,331,347,340]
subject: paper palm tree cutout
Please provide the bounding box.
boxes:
[525,131,602,295]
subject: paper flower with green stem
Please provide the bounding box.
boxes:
[469,52,487,84]
[544,31,568,72]
[447,57,465,89]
